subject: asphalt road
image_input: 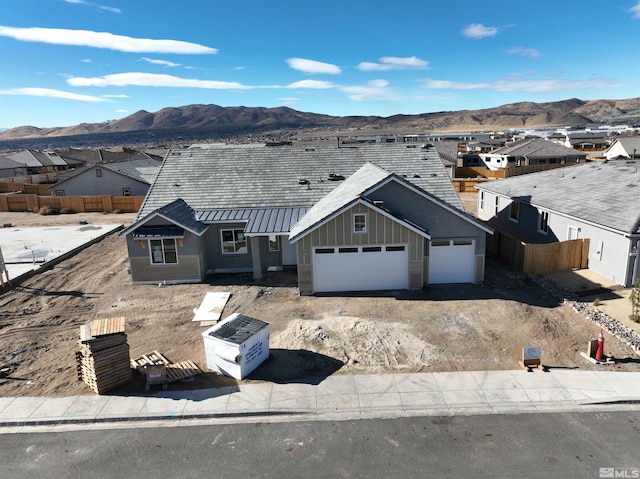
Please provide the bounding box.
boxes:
[1,412,639,478]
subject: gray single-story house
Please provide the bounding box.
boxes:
[119,143,492,294]
[49,158,161,197]
[476,157,640,287]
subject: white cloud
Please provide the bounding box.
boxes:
[357,56,429,71]
[507,47,542,58]
[102,93,129,98]
[287,79,336,89]
[141,57,181,67]
[339,79,394,101]
[0,26,217,54]
[67,72,251,89]
[0,87,112,102]
[286,58,341,75]
[631,1,640,18]
[64,0,122,14]
[461,23,498,39]
[420,75,619,92]
[81,58,91,63]
[115,109,128,113]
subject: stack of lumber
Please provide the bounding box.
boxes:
[76,317,132,394]
[131,350,202,384]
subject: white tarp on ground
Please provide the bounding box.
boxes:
[192,292,232,324]
[0,224,123,280]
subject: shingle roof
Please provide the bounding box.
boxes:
[492,138,585,158]
[138,143,463,219]
[476,158,640,234]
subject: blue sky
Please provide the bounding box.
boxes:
[0,0,639,129]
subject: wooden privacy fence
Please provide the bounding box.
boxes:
[487,230,589,275]
[452,178,490,193]
[457,163,573,179]
[522,239,589,275]
[0,182,52,195]
[0,193,144,213]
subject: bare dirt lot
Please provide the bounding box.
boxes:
[1,211,638,398]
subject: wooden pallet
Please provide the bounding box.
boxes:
[131,350,202,383]
[80,317,125,342]
[76,318,132,394]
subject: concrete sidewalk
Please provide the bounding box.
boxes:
[1,370,639,432]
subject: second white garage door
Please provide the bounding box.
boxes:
[313,245,408,293]
[428,239,475,284]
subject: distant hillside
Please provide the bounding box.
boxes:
[1,98,639,143]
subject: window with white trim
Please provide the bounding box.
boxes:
[268,235,279,252]
[149,238,178,264]
[221,229,247,254]
[479,191,485,211]
[96,168,102,177]
[494,196,499,215]
[54,190,65,197]
[122,187,131,196]
[538,211,549,234]
[509,201,520,222]
[353,213,367,233]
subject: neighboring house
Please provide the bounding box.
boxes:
[564,133,609,152]
[119,144,492,294]
[55,147,152,166]
[604,137,640,160]
[0,155,27,178]
[6,150,81,174]
[476,157,640,287]
[48,158,161,197]
[479,138,587,170]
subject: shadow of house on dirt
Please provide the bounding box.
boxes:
[104,349,343,398]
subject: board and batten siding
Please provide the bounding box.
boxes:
[296,204,424,294]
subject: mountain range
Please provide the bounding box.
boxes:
[1,97,639,143]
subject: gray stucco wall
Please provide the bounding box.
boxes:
[54,167,150,197]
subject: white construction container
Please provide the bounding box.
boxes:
[201,313,270,379]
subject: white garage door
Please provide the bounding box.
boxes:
[313,245,408,293]
[429,239,475,284]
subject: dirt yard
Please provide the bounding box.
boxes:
[1,211,638,398]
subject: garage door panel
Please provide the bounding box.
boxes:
[313,245,407,293]
[429,240,475,284]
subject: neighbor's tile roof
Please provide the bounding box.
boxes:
[138,143,463,219]
[607,137,640,155]
[0,155,25,170]
[476,158,640,234]
[51,158,160,189]
[491,138,585,158]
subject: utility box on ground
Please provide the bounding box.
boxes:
[201,313,270,379]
